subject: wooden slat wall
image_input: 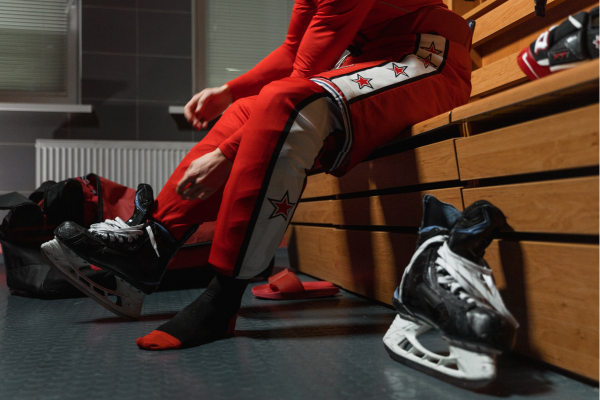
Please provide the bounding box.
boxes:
[469,51,526,97]
[294,188,463,226]
[485,240,599,379]
[303,139,459,198]
[286,225,415,304]
[462,176,599,235]
[455,104,600,179]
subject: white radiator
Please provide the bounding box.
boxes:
[36,139,196,192]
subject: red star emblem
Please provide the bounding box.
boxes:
[417,54,437,69]
[388,63,409,78]
[351,74,374,89]
[421,41,442,55]
[594,35,599,49]
[268,191,296,220]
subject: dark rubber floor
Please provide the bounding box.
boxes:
[0,251,597,400]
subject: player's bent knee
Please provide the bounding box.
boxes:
[258,77,322,105]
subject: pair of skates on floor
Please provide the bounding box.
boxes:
[383,195,519,388]
[41,181,517,386]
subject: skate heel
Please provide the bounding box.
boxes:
[383,315,496,389]
[41,239,145,319]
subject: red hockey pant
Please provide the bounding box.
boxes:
[152,19,472,279]
[153,79,336,279]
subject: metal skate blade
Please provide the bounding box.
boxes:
[383,315,496,389]
[41,239,145,319]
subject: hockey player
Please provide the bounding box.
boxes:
[42,0,473,351]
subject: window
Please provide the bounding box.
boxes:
[194,0,294,90]
[0,0,80,103]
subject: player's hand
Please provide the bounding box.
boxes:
[176,148,233,201]
[184,85,232,130]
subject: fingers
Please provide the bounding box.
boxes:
[176,167,208,200]
[185,90,212,130]
[176,174,195,196]
[184,92,203,122]
[181,185,205,201]
[192,91,213,130]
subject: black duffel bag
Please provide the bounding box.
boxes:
[0,174,121,299]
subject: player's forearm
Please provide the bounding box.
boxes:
[226,45,296,101]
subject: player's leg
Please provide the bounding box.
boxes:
[46,97,257,318]
[137,77,343,350]
[311,32,472,175]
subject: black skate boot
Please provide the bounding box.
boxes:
[383,195,518,388]
[41,184,197,319]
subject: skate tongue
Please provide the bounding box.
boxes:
[448,201,506,262]
[420,195,461,231]
[417,226,450,246]
[89,217,145,243]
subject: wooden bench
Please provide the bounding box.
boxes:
[286,0,599,381]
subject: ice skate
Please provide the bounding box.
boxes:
[383,195,518,388]
[42,184,196,319]
[41,238,145,319]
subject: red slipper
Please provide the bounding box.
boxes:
[252,269,339,300]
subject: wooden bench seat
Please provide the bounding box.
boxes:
[453,59,599,124]
[303,139,459,199]
[455,103,599,179]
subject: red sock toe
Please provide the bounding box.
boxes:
[136,330,182,351]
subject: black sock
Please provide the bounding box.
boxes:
[137,273,249,350]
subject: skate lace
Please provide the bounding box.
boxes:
[435,242,518,327]
[89,217,160,257]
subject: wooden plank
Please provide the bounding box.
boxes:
[455,104,599,179]
[470,48,483,70]
[449,0,482,16]
[451,59,599,123]
[470,51,527,98]
[485,240,599,380]
[302,139,459,198]
[287,224,599,379]
[378,112,453,149]
[410,112,451,136]
[472,0,568,46]
[463,0,508,20]
[462,176,599,234]
[293,187,464,226]
[285,225,416,304]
